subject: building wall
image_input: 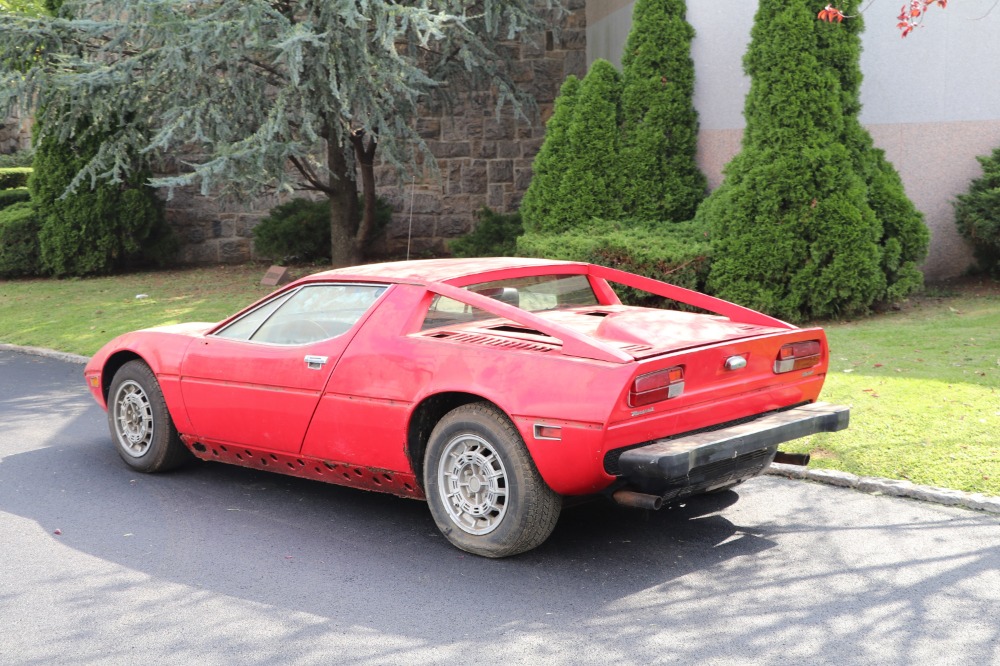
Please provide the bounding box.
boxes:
[588,0,1000,280]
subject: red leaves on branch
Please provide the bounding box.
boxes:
[897,0,947,37]
[818,1,948,37]
[818,5,847,22]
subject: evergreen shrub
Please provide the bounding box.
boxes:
[449,208,522,258]
[518,219,711,302]
[30,119,176,276]
[0,167,32,189]
[0,151,34,168]
[254,196,392,263]
[954,146,1000,275]
[694,0,884,322]
[620,0,705,221]
[815,2,928,302]
[521,60,623,234]
[0,201,41,277]
[0,187,30,210]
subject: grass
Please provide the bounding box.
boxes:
[783,289,1000,496]
[0,265,290,356]
[1,266,998,495]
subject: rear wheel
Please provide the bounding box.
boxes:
[108,360,190,473]
[424,402,561,558]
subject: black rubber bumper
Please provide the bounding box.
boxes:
[616,402,850,489]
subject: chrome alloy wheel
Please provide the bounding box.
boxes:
[437,434,509,535]
[112,379,155,458]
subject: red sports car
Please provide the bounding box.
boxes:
[84,258,848,557]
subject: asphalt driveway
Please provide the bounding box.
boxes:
[1,349,998,665]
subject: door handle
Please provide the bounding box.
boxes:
[304,355,329,370]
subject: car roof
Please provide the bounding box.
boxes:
[307,257,587,285]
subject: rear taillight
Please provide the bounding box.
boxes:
[629,366,684,407]
[774,340,822,373]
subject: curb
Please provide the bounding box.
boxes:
[0,343,89,365]
[3,343,998,517]
[766,463,1000,516]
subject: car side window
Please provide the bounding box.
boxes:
[421,295,498,331]
[215,284,387,345]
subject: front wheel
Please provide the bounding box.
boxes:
[424,402,561,558]
[107,360,190,473]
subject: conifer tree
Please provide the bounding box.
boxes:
[695,0,884,321]
[519,76,580,234]
[0,0,556,266]
[955,146,1000,275]
[620,0,705,222]
[544,59,623,234]
[814,0,929,302]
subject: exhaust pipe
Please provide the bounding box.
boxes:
[613,489,663,511]
[773,451,811,466]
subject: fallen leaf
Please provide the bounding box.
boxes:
[874,363,884,368]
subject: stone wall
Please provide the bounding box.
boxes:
[163,2,588,264]
[0,107,32,155]
[374,3,588,258]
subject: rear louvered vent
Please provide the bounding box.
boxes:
[619,343,653,354]
[427,331,558,353]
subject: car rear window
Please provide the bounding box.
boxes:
[465,274,598,311]
[420,274,598,331]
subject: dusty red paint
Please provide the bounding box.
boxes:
[84,258,832,499]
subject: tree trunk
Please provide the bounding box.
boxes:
[351,129,378,252]
[327,137,361,267]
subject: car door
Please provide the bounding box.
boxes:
[179,282,388,453]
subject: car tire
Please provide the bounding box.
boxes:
[424,402,561,558]
[107,360,190,473]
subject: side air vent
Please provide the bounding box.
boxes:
[619,343,653,354]
[488,324,548,336]
[425,331,559,353]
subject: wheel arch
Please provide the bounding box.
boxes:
[101,350,145,403]
[406,391,502,491]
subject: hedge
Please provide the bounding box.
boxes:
[0,167,32,189]
[0,201,41,278]
[517,219,711,305]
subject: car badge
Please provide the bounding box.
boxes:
[725,355,748,371]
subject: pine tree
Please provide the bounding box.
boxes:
[543,59,623,233]
[955,146,1000,275]
[0,0,557,266]
[519,76,580,234]
[815,0,929,302]
[695,0,884,321]
[30,116,175,276]
[620,0,705,222]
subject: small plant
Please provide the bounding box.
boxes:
[955,146,1000,276]
[0,187,30,210]
[0,167,32,189]
[0,201,41,277]
[254,196,392,263]
[449,208,522,258]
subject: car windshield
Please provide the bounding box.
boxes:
[464,274,598,312]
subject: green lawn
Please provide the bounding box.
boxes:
[1,266,998,495]
[784,290,1000,495]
